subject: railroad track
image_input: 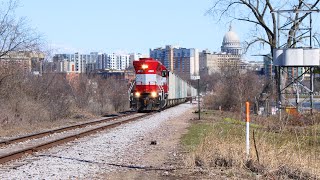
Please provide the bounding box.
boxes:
[0,112,154,164]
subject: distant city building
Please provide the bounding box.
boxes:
[106,53,130,70]
[150,45,199,79]
[107,53,117,70]
[150,45,174,71]
[199,50,224,74]
[53,53,86,73]
[53,52,135,73]
[59,60,75,73]
[199,25,245,75]
[263,55,273,78]
[221,26,242,55]
[97,69,135,82]
[246,60,264,74]
[85,52,97,72]
[0,51,45,74]
[129,53,147,68]
[118,54,130,70]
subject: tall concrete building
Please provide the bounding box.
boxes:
[54,52,99,73]
[53,54,73,73]
[94,52,103,70]
[53,53,87,73]
[53,52,133,73]
[199,26,244,75]
[106,53,130,70]
[149,45,175,71]
[263,55,273,78]
[150,45,199,79]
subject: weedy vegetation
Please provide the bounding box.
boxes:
[182,110,320,179]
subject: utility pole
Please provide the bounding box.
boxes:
[191,75,201,120]
[198,78,200,120]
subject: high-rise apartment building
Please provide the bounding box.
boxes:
[106,54,130,70]
[54,53,94,73]
[53,52,143,73]
[150,45,199,79]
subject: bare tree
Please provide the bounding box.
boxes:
[67,74,92,109]
[95,76,113,115]
[105,78,129,112]
[203,67,265,115]
[207,0,320,53]
[0,0,42,59]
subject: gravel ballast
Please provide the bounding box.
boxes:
[0,103,194,179]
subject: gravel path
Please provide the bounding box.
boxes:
[0,103,194,179]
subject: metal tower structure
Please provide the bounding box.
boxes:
[272,3,320,116]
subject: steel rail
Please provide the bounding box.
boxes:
[0,113,135,147]
[0,112,153,164]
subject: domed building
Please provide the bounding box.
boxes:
[221,25,242,55]
[199,25,246,75]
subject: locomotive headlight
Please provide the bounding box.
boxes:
[135,92,141,97]
[141,64,148,69]
[151,91,157,97]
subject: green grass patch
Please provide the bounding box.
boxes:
[214,121,244,138]
[181,123,214,151]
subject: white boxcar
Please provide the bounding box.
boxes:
[168,72,176,99]
[191,85,197,97]
[168,71,197,99]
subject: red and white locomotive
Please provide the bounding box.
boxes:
[129,58,197,111]
[129,58,168,111]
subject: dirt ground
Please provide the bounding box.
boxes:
[98,108,254,180]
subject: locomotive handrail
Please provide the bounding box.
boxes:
[128,80,135,100]
[157,84,166,108]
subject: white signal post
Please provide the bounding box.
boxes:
[245,102,250,159]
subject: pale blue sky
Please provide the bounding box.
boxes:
[16,0,243,54]
[15,0,279,60]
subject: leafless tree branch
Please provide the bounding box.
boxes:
[0,0,42,60]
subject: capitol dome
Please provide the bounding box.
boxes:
[221,25,242,55]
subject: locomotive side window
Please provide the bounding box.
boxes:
[161,70,167,77]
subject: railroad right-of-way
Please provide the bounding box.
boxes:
[0,103,196,179]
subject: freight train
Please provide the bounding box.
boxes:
[128,58,197,112]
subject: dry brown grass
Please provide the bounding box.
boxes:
[182,110,320,179]
[0,110,99,138]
